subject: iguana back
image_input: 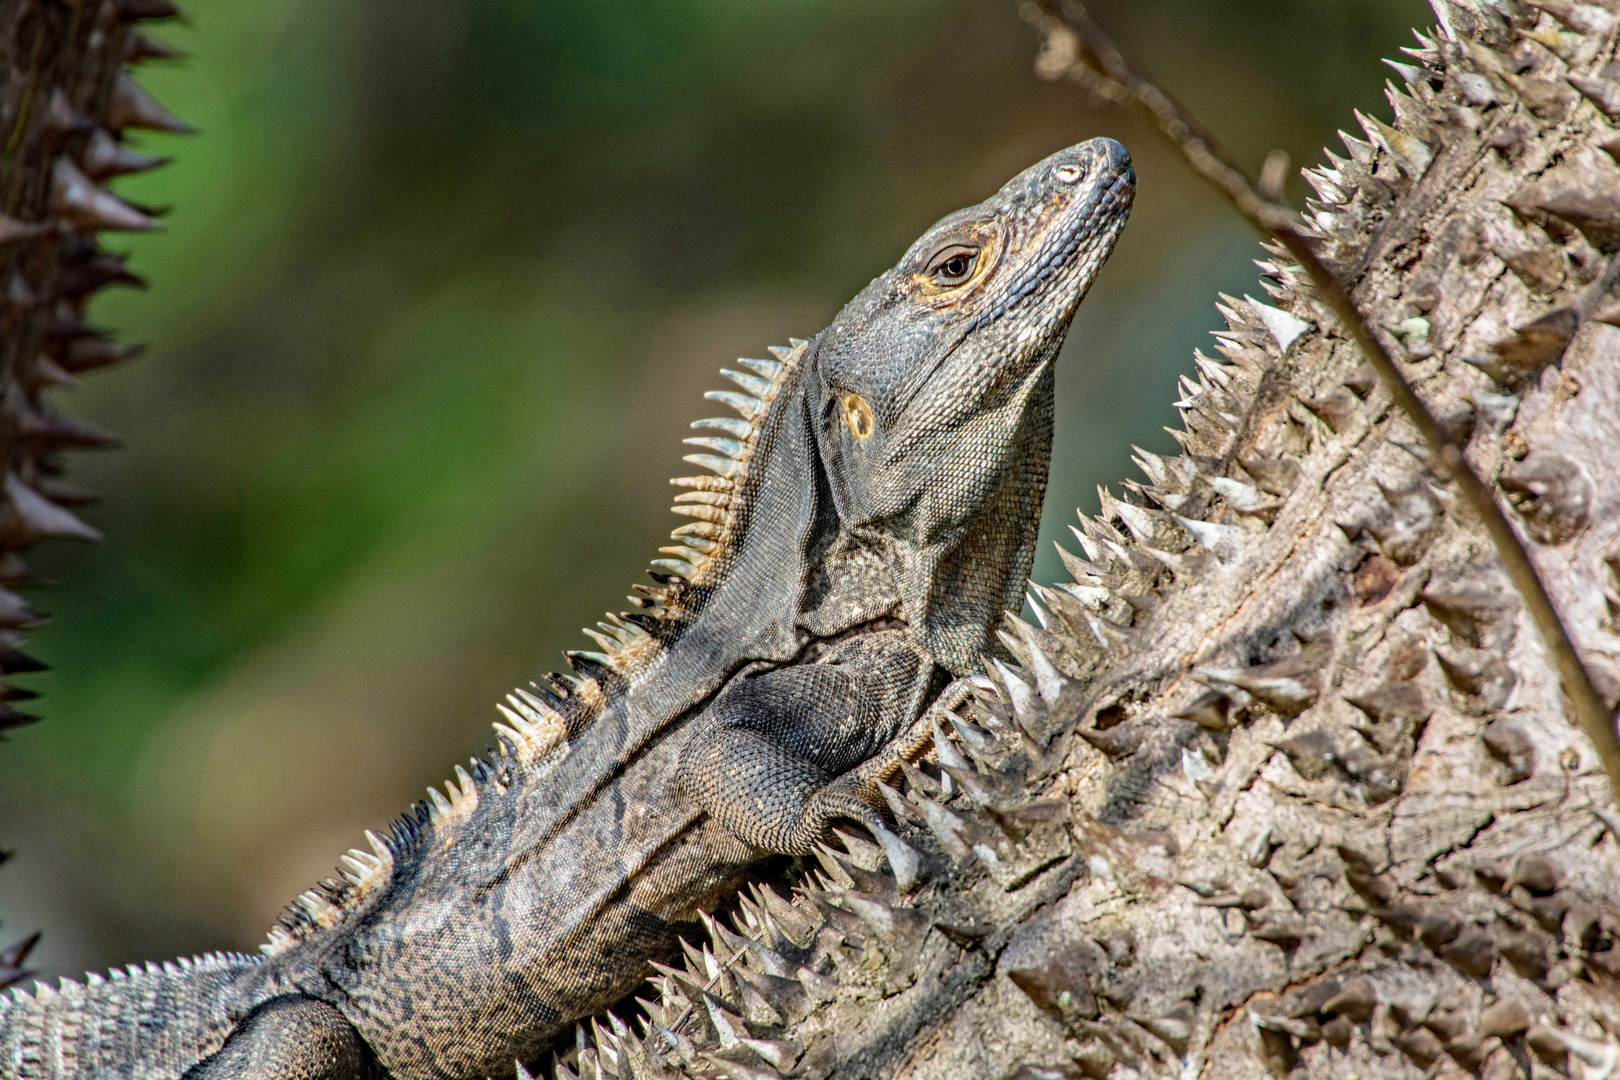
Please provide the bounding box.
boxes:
[1,137,1133,1080]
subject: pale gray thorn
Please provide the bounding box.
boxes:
[989,659,1038,728]
[1082,611,1130,649]
[971,841,1004,872]
[945,710,992,752]
[1207,476,1278,516]
[1174,514,1245,566]
[914,794,972,860]
[1061,580,1112,611]
[735,970,788,1027]
[897,755,941,799]
[699,910,737,956]
[1131,445,1172,488]
[654,1023,699,1067]
[699,941,724,982]
[829,826,886,870]
[1383,57,1423,84]
[703,993,746,1048]
[1245,295,1311,352]
[1025,589,1054,631]
[811,842,856,890]
[632,995,662,1032]
[767,344,794,360]
[876,779,922,826]
[1137,544,1190,575]
[792,959,838,1002]
[591,1017,617,1071]
[870,821,921,892]
[939,762,998,806]
[1015,619,1065,705]
[930,715,973,773]
[737,1037,804,1072]
[1111,498,1160,542]
[738,934,795,979]
[1528,1026,1619,1077]
[837,891,927,942]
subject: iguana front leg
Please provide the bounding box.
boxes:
[677,637,933,854]
[181,996,382,1080]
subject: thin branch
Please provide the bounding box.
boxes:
[1021,0,1620,797]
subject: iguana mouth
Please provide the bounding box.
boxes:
[972,137,1135,332]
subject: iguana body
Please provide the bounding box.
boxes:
[0,138,1133,1080]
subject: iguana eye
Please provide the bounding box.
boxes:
[929,245,979,286]
[842,392,873,439]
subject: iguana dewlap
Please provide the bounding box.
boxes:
[0,137,1133,1080]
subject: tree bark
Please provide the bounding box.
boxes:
[0,0,186,990]
[612,4,1620,1079]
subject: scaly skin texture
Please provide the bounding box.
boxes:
[0,138,1134,1079]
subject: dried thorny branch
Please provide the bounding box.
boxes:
[1020,0,1620,798]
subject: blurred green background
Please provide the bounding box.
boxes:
[2,0,1427,977]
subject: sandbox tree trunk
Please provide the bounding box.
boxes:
[601,4,1620,1080]
[0,0,187,989]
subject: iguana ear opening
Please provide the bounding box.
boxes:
[841,393,874,440]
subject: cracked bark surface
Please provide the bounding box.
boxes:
[611,5,1620,1080]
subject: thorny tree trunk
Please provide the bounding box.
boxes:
[0,0,187,989]
[593,4,1620,1080]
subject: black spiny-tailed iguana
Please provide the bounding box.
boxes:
[0,137,1134,1080]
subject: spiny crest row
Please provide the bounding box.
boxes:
[4,951,252,1008]
[505,340,810,733]
[527,340,808,704]
[264,339,810,955]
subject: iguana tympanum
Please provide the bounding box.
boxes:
[0,137,1134,1080]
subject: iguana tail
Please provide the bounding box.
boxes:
[0,952,254,1079]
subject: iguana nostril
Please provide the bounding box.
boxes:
[1054,163,1085,183]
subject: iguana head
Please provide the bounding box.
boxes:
[810,137,1134,674]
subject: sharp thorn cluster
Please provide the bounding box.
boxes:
[0,0,195,987]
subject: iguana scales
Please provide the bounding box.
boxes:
[0,138,1134,1078]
